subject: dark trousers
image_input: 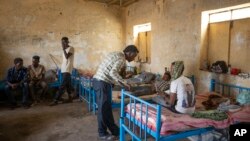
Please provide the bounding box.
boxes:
[93,78,119,137]
[29,80,48,101]
[54,72,72,101]
[4,83,29,105]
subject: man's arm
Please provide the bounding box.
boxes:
[63,50,72,59]
[41,65,46,80]
[110,60,130,90]
[63,47,73,59]
[169,81,177,106]
[6,69,14,87]
[169,93,177,106]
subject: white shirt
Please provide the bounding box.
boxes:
[61,46,74,73]
[170,76,195,114]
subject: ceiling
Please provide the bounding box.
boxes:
[85,0,139,7]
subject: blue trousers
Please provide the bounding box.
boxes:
[93,78,119,137]
[4,83,29,105]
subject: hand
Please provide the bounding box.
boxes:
[125,73,133,79]
[123,83,131,91]
[62,46,67,50]
[12,83,18,89]
[158,92,165,97]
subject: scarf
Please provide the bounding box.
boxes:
[171,61,184,80]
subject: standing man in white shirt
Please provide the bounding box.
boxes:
[50,37,74,106]
[169,61,195,114]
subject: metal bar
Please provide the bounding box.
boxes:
[156,105,161,141]
[122,91,157,108]
[122,124,141,141]
[144,105,148,141]
[209,79,216,92]
[120,89,125,141]
[140,103,142,138]
[133,98,136,133]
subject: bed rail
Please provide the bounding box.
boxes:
[210,79,250,97]
[120,89,161,141]
[120,89,214,141]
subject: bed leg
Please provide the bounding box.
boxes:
[120,118,125,141]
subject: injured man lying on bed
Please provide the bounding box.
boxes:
[114,71,171,98]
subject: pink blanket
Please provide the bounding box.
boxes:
[228,106,250,123]
[126,103,232,135]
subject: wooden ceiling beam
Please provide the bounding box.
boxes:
[122,0,138,7]
[108,0,118,5]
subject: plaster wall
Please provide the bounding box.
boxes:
[124,0,250,93]
[0,0,124,79]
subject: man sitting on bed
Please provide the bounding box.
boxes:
[92,45,139,141]
[168,61,196,114]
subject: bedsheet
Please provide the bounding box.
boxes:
[126,103,232,135]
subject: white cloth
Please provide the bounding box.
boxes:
[61,46,74,73]
[170,76,195,114]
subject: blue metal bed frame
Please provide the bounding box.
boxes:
[47,68,79,89]
[120,79,250,141]
[90,75,195,114]
[79,76,94,111]
[76,75,195,113]
[71,68,80,93]
[210,79,250,94]
[48,69,62,88]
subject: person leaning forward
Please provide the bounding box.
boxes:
[93,45,139,140]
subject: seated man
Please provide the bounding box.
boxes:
[4,58,29,109]
[28,55,48,104]
[167,61,195,114]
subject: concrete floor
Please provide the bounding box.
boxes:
[0,100,121,141]
[0,100,191,141]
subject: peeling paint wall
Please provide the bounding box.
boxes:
[124,0,250,93]
[0,0,124,79]
[1,0,249,92]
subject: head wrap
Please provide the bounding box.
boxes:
[171,61,184,80]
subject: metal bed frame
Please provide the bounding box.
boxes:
[78,75,195,113]
[79,76,93,111]
[119,79,250,141]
